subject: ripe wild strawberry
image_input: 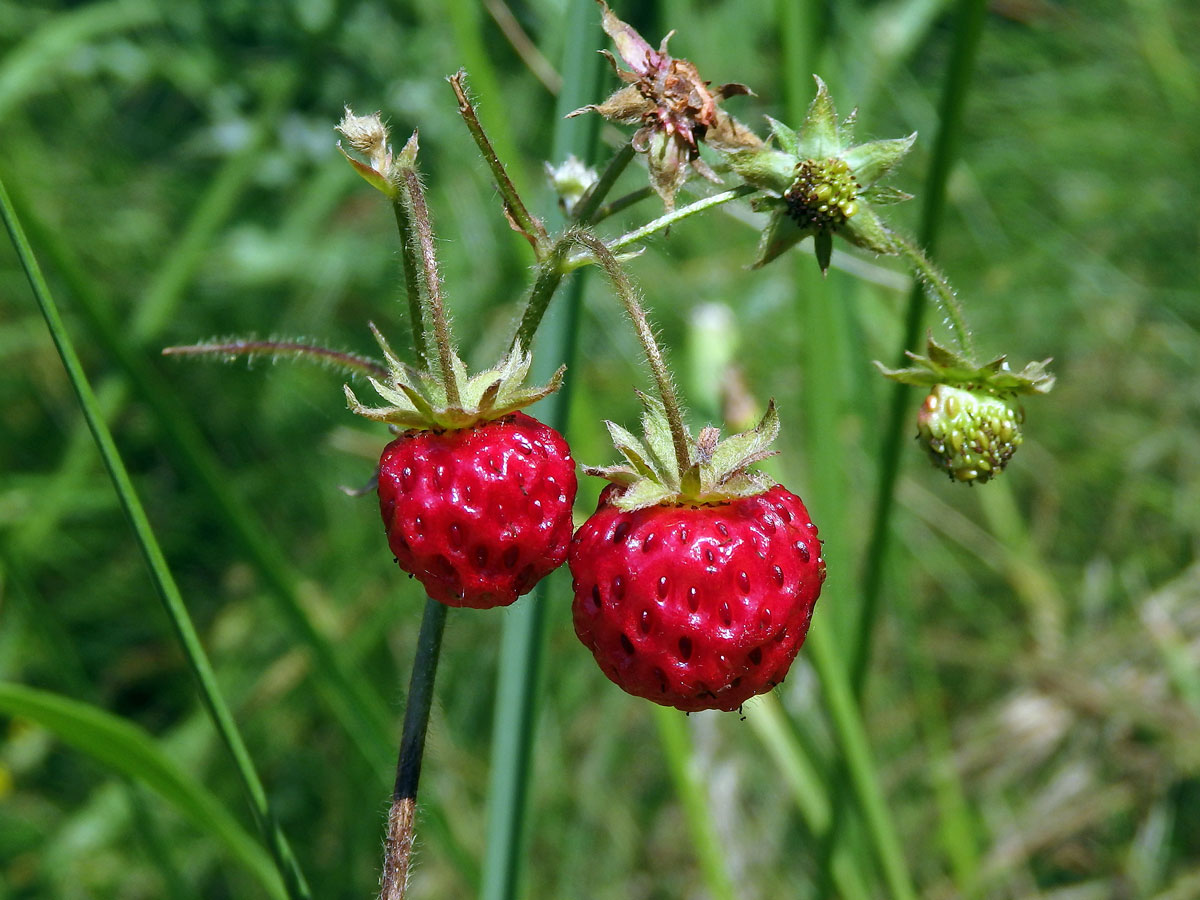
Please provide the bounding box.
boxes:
[569,396,825,711]
[378,412,575,608]
[348,330,577,608]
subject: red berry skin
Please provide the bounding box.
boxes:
[569,485,826,712]
[378,412,577,609]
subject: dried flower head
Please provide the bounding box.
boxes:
[569,0,761,210]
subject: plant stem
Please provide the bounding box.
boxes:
[572,230,692,476]
[392,193,429,367]
[588,185,654,225]
[161,340,388,380]
[0,172,312,900]
[512,237,571,352]
[888,230,976,361]
[573,140,636,224]
[607,184,758,255]
[380,599,449,900]
[398,166,460,405]
[450,70,548,254]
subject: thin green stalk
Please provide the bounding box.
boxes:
[480,3,604,897]
[512,236,571,352]
[572,231,691,474]
[380,599,449,900]
[573,140,636,224]
[652,707,736,900]
[888,230,976,361]
[1,172,311,900]
[392,197,429,367]
[450,70,548,253]
[161,340,387,379]
[607,184,758,254]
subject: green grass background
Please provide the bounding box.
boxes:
[2,0,1199,897]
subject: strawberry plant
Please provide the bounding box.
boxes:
[27,3,1192,900]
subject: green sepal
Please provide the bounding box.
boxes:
[800,76,840,158]
[842,134,916,187]
[584,393,784,512]
[814,231,834,274]
[337,144,396,198]
[874,335,1056,396]
[765,116,800,157]
[345,327,566,431]
[841,206,897,255]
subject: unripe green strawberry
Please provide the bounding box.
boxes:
[917,384,1023,484]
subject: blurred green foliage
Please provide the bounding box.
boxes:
[2,0,1199,898]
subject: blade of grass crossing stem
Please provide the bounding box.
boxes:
[0,682,287,900]
[746,696,874,900]
[0,173,312,900]
[479,5,603,900]
[778,3,918,897]
[820,1,990,894]
[652,707,736,900]
[5,179,398,782]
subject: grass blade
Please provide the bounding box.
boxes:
[479,3,603,898]
[0,171,311,900]
[0,682,286,900]
[651,707,736,900]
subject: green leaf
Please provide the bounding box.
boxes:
[0,682,287,900]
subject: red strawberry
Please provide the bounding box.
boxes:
[346,327,577,608]
[377,412,575,608]
[570,483,824,711]
[569,394,825,711]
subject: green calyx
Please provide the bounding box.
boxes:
[726,75,915,271]
[344,323,563,431]
[873,335,1056,397]
[586,392,781,511]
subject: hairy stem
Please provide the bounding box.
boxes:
[512,237,571,352]
[571,231,691,477]
[162,340,388,380]
[450,70,548,254]
[607,184,757,255]
[380,599,448,900]
[888,230,976,362]
[572,140,635,224]
[399,167,460,405]
[391,197,429,367]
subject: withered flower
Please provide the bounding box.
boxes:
[569,0,761,209]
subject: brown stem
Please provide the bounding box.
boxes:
[570,230,691,476]
[449,71,548,255]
